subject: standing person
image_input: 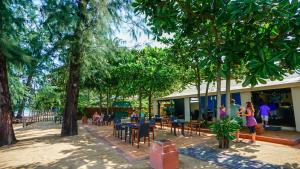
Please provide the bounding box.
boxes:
[234,107,244,142]
[93,112,100,125]
[259,102,271,127]
[230,99,240,118]
[230,99,243,142]
[220,104,226,119]
[244,102,257,144]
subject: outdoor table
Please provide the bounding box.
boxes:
[130,123,140,144]
[171,119,186,136]
[120,122,138,143]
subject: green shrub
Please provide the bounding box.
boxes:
[209,116,241,142]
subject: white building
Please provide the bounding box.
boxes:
[153,74,300,132]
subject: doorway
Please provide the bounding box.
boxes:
[252,88,295,127]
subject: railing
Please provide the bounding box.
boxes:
[21,111,56,127]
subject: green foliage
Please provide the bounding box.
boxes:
[78,107,88,117]
[2,0,299,121]
[8,65,28,112]
[31,85,61,111]
[0,0,30,63]
[134,0,300,87]
[209,117,240,141]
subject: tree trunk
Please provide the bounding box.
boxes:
[106,88,110,114]
[219,137,229,149]
[61,42,81,137]
[16,73,34,118]
[99,92,102,111]
[114,90,119,102]
[205,82,210,113]
[139,88,142,114]
[225,66,231,118]
[61,0,88,137]
[87,89,90,106]
[216,61,222,120]
[148,92,152,119]
[0,52,17,146]
[195,67,202,121]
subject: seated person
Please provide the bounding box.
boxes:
[131,111,139,122]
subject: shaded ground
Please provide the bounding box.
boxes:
[1,122,299,169]
[0,122,222,169]
[86,124,300,168]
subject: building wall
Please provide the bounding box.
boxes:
[291,87,300,132]
[152,101,158,115]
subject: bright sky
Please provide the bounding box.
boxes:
[31,0,165,49]
[115,30,165,49]
[113,14,166,49]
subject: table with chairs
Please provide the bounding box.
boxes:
[112,116,203,149]
[170,117,187,136]
[113,117,156,148]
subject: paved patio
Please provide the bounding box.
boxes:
[85,123,300,168]
[180,145,283,169]
[84,124,213,161]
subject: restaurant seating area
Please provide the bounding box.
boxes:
[86,117,212,161]
[91,113,206,149]
[87,113,300,163]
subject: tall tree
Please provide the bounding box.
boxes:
[0,0,29,146]
[43,0,129,136]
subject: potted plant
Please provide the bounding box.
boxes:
[209,117,240,149]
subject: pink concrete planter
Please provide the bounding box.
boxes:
[150,139,179,169]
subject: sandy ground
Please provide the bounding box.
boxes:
[0,122,222,169]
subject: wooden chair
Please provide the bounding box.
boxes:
[188,120,201,136]
[161,117,170,129]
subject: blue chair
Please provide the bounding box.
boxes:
[139,119,145,125]
[170,116,179,135]
[135,123,150,148]
[118,123,127,140]
[149,119,156,140]
[113,118,121,137]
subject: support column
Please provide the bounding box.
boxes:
[184,97,190,122]
[240,91,252,107]
[291,87,300,132]
[240,91,252,126]
[152,100,158,116]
